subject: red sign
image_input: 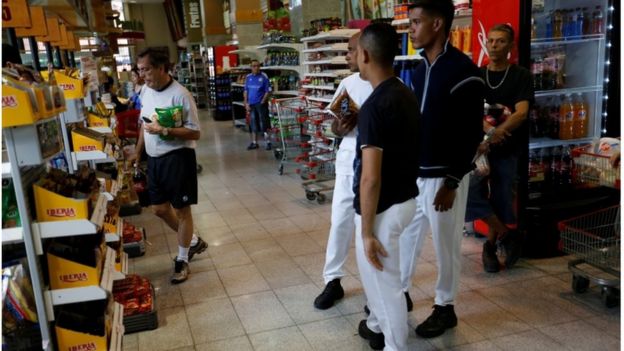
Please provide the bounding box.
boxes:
[79,145,97,151]
[2,95,17,108]
[471,0,520,67]
[59,272,88,283]
[68,342,97,351]
[46,208,77,217]
[59,83,75,91]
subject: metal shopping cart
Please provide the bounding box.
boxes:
[571,144,621,189]
[269,97,309,175]
[297,108,337,204]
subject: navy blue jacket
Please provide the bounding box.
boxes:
[411,41,484,181]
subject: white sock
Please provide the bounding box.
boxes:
[190,234,199,246]
[178,246,190,262]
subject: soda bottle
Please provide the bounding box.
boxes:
[530,104,541,138]
[531,17,537,39]
[550,146,562,187]
[559,145,573,190]
[553,10,564,38]
[546,11,554,38]
[548,96,560,139]
[582,7,591,34]
[575,8,584,37]
[559,95,574,140]
[592,6,604,34]
[572,93,588,138]
[528,150,543,199]
[531,56,543,90]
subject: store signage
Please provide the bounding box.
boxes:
[2,96,18,108]
[59,83,76,91]
[68,343,97,351]
[184,0,203,42]
[36,16,61,43]
[79,145,97,151]
[47,208,77,217]
[15,6,46,37]
[471,0,520,66]
[59,272,88,283]
[2,0,31,27]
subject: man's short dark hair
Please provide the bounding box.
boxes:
[137,47,171,72]
[360,23,399,67]
[490,23,515,42]
[408,0,455,35]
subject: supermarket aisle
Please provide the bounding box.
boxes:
[123,109,619,351]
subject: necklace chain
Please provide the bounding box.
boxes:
[486,65,510,90]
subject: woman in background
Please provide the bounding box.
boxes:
[129,66,144,110]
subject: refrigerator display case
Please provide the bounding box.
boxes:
[471,0,619,257]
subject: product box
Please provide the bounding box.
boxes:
[55,299,122,351]
[34,184,90,222]
[71,128,105,152]
[47,245,104,290]
[55,71,85,100]
[88,112,110,127]
[2,83,39,127]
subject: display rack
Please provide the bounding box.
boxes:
[300,29,359,105]
[189,55,209,108]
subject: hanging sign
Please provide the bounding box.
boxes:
[52,23,70,48]
[36,16,61,43]
[2,0,31,28]
[184,0,203,42]
[15,6,46,37]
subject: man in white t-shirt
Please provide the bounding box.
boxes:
[130,47,207,284]
[313,32,374,309]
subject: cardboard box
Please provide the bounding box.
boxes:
[47,248,104,290]
[34,184,90,222]
[71,129,105,152]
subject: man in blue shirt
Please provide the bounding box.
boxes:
[244,60,272,150]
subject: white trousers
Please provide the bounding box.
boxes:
[399,176,469,306]
[322,174,356,284]
[355,199,417,351]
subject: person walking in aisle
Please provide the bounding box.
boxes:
[399,0,484,339]
[465,24,533,273]
[353,23,419,350]
[244,59,272,150]
[313,31,374,310]
[130,47,208,284]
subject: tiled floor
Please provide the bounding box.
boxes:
[123,111,620,351]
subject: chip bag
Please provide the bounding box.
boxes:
[154,105,184,140]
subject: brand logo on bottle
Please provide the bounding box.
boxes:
[59,272,88,283]
[47,208,77,217]
[79,145,97,151]
[59,83,75,91]
[2,95,18,108]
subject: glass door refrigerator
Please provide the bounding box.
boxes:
[471,0,619,257]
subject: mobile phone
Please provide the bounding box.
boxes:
[141,116,152,123]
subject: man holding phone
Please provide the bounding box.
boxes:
[130,47,207,284]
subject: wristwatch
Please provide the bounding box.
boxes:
[444,177,459,190]
[162,127,169,136]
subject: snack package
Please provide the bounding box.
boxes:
[596,137,620,156]
[154,105,183,140]
[2,261,38,332]
[327,90,359,137]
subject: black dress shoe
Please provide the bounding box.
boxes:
[501,230,524,268]
[313,279,344,310]
[482,240,501,273]
[358,320,384,350]
[415,304,458,338]
[364,291,413,315]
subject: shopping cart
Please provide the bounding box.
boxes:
[297,108,337,204]
[558,205,620,307]
[269,97,309,175]
[572,144,620,189]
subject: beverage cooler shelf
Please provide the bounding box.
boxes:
[529,137,594,150]
[531,34,605,46]
[535,85,603,98]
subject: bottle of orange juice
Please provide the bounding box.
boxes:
[572,93,588,138]
[451,25,462,49]
[559,95,574,140]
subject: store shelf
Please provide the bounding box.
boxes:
[302,43,349,53]
[531,34,605,47]
[2,227,23,244]
[529,137,594,150]
[395,54,422,61]
[2,162,11,178]
[391,18,409,26]
[262,66,301,72]
[105,218,123,243]
[307,96,334,103]
[273,90,300,96]
[89,126,113,134]
[73,150,115,162]
[233,101,246,107]
[110,302,124,351]
[303,56,347,65]
[257,43,303,50]
[302,85,335,91]
[33,193,107,241]
[301,29,360,42]
[228,48,260,55]
[304,69,351,78]
[231,82,245,88]
[534,85,603,98]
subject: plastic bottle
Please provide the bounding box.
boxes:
[528,150,542,199]
[550,145,562,187]
[592,6,604,34]
[548,96,560,139]
[559,95,574,140]
[575,8,584,37]
[553,10,564,38]
[531,17,537,39]
[572,93,588,138]
[546,11,554,38]
[531,56,543,90]
[559,145,573,189]
[582,7,591,34]
[530,104,541,138]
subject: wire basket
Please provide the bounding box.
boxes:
[572,145,620,189]
[558,205,620,273]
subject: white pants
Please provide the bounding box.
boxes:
[322,174,356,284]
[399,177,469,306]
[355,199,417,351]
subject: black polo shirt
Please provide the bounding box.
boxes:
[353,77,420,215]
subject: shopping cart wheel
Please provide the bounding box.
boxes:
[306,191,317,201]
[316,193,326,204]
[601,286,619,308]
[571,275,590,294]
[278,165,284,175]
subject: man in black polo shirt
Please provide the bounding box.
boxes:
[353,23,419,351]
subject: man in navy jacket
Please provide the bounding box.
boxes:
[399,0,484,339]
